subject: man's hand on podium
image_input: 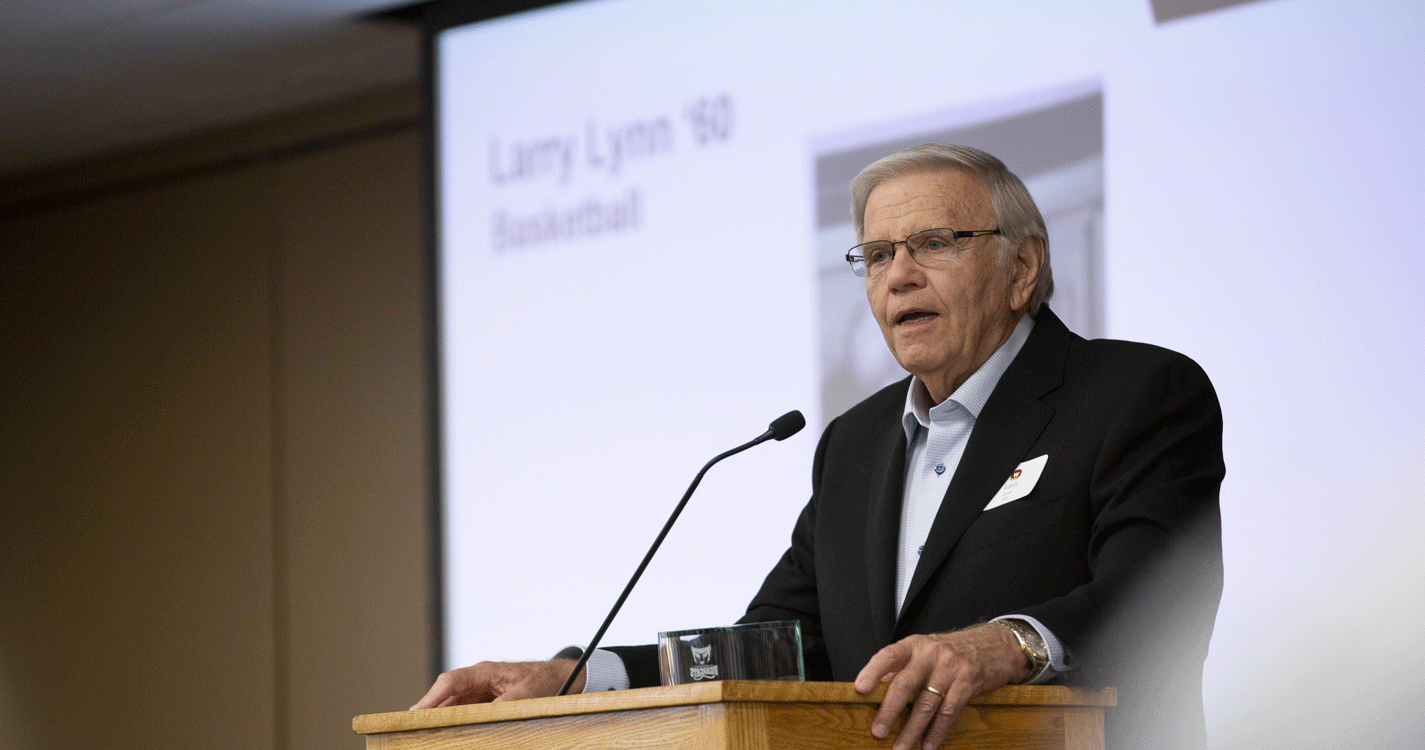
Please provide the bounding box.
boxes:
[410,658,585,709]
[854,623,1028,750]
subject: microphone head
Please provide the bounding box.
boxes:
[769,410,806,441]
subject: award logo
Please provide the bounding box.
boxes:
[689,644,719,680]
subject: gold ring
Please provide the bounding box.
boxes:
[924,685,945,697]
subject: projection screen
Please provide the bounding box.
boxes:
[432,2,1425,745]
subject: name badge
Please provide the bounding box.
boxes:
[983,454,1048,511]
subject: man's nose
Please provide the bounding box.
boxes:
[884,243,925,290]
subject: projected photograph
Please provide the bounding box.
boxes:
[813,86,1105,422]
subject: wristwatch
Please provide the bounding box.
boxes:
[995,619,1049,683]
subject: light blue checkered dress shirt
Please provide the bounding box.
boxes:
[897,313,1069,682]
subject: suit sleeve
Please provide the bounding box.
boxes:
[735,415,841,681]
[1020,351,1224,747]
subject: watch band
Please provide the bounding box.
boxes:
[995,619,1049,683]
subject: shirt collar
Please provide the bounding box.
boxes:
[901,312,1036,440]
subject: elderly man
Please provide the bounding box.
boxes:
[414,145,1224,750]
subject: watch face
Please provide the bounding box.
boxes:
[996,621,1047,683]
[1003,621,1047,662]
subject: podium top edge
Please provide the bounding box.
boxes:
[352,681,1116,735]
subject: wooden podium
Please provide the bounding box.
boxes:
[353,681,1115,750]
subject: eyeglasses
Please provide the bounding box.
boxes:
[845,228,1001,278]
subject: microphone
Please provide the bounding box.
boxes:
[766,410,806,441]
[555,410,805,696]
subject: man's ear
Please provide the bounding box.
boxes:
[1009,235,1044,312]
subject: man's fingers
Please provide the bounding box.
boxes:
[869,641,938,740]
[855,642,910,692]
[409,659,581,711]
[411,662,517,709]
[873,672,923,737]
[437,695,458,708]
[919,682,975,750]
[889,684,948,750]
[857,644,908,735]
[410,671,461,710]
[881,652,958,750]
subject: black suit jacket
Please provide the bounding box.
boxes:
[614,308,1224,748]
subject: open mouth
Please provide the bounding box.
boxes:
[897,311,938,325]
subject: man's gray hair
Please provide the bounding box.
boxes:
[850,144,1054,315]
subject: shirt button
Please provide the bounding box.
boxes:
[934,464,946,476]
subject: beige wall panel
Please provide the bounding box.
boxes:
[272,128,431,750]
[0,167,278,749]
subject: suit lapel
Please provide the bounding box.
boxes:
[897,308,1071,624]
[862,387,909,647]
